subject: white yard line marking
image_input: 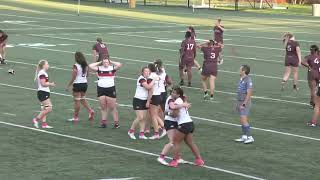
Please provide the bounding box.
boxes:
[6,59,309,106]
[98,178,138,180]
[2,112,17,117]
[0,121,265,180]
[0,82,317,142]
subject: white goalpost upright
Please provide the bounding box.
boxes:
[77,0,81,16]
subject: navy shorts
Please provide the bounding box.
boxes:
[132,98,148,110]
[37,91,50,102]
[164,120,178,131]
[177,122,195,134]
[97,86,116,98]
[73,83,88,93]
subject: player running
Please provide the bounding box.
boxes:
[301,45,320,108]
[0,30,8,64]
[213,18,225,64]
[66,51,94,122]
[281,33,302,91]
[179,31,196,87]
[89,59,122,128]
[168,86,204,167]
[92,37,109,62]
[234,65,254,144]
[32,60,55,129]
[157,87,190,166]
[128,67,154,140]
[197,40,222,100]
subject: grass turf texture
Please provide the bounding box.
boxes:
[1,0,320,179]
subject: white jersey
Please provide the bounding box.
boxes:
[164,96,177,122]
[175,97,192,125]
[158,69,167,93]
[134,75,149,100]
[73,63,88,84]
[37,69,50,92]
[149,72,161,95]
[97,65,116,88]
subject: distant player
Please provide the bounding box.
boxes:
[234,65,254,144]
[301,45,319,108]
[179,31,196,87]
[186,26,201,71]
[157,87,190,166]
[92,37,109,62]
[197,40,222,100]
[66,51,94,122]
[213,19,225,64]
[281,33,302,91]
[168,87,204,167]
[32,60,55,129]
[0,30,8,64]
[128,67,154,140]
[89,59,122,128]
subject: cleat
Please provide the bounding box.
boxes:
[139,135,148,140]
[244,136,254,144]
[157,157,169,166]
[168,160,178,167]
[32,118,39,128]
[194,158,205,166]
[218,59,224,65]
[234,135,247,142]
[198,68,202,74]
[149,134,160,140]
[113,123,120,129]
[67,117,79,122]
[42,124,53,129]
[188,82,191,87]
[89,110,95,121]
[177,158,187,164]
[209,97,214,101]
[179,80,184,86]
[128,132,136,140]
[203,94,209,100]
[307,122,317,127]
[99,124,107,128]
[159,129,167,139]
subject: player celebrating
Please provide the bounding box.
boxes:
[157,87,190,166]
[128,67,154,140]
[234,65,254,144]
[213,18,225,64]
[32,60,55,129]
[168,87,204,167]
[89,59,122,128]
[281,33,302,91]
[0,30,8,64]
[197,40,222,100]
[92,37,109,62]
[179,31,196,87]
[301,45,319,108]
[66,51,94,122]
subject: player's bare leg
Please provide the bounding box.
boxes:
[281,66,291,91]
[184,134,204,166]
[179,66,185,86]
[187,66,192,87]
[209,75,216,100]
[107,97,119,128]
[309,80,317,108]
[201,75,209,100]
[72,92,81,122]
[292,67,299,91]
[309,95,320,127]
[99,96,108,128]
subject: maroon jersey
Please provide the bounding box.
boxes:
[285,40,299,58]
[305,54,319,70]
[201,46,221,63]
[214,25,224,43]
[180,39,196,62]
[92,42,109,61]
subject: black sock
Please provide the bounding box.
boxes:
[210,94,213,98]
[293,84,297,89]
[204,91,208,95]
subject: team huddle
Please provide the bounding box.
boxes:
[17,17,320,167]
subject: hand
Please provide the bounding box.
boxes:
[182,102,191,109]
[240,104,245,110]
[50,82,56,87]
[146,101,150,108]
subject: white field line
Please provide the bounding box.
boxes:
[16,39,308,83]
[6,58,309,106]
[0,121,266,180]
[98,178,138,180]
[2,112,17,116]
[0,82,318,143]
[10,23,55,28]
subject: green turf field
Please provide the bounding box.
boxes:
[1,0,320,180]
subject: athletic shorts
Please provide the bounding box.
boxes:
[73,83,88,93]
[97,86,116,98]
[164,120,178,131]
[285,56,299,67]
[308,70,319,82]
[177,122,195,134]
[236,101,252,116]
[132,98,148,110]
[151,95,161,106]
[37,90,50,102]
[179,59,194,69]
[160,92,167,106]
[201,62,218,77]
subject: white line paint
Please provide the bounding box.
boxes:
[98,177,138,180]
[0,121,265,180]
[2,112,17,117]
[6,59,309,106]
[0,82,317,142]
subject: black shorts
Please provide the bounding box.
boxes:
[132,98,148,110]
[73,83,88,93]
[37,91,50,102]
[160,92,167,106]
[151,95,161,106]
[164,120,178,131]
[177,122,195,134]
[97,86,116,98]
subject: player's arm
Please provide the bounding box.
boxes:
[146,88,153,108]
[67,65,77,89]
[92,49,98,62]
[110,60,122,70]
[169,101,190,110]
[39,75,55,87]
[141,80,154,90]
[88,61,102,72]
[193,43,197,58]
[242,89,252,107]
[218,25,225,32]
[296,46,302,65]
[197,41,208,48]
[180,42,185,60]
[301,57,310,69]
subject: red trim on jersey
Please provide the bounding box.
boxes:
[139,79,147,87]
[147,78,152,84]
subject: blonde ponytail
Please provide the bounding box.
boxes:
[34,60,47,82]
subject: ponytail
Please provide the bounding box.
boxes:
[34,60,47,81]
